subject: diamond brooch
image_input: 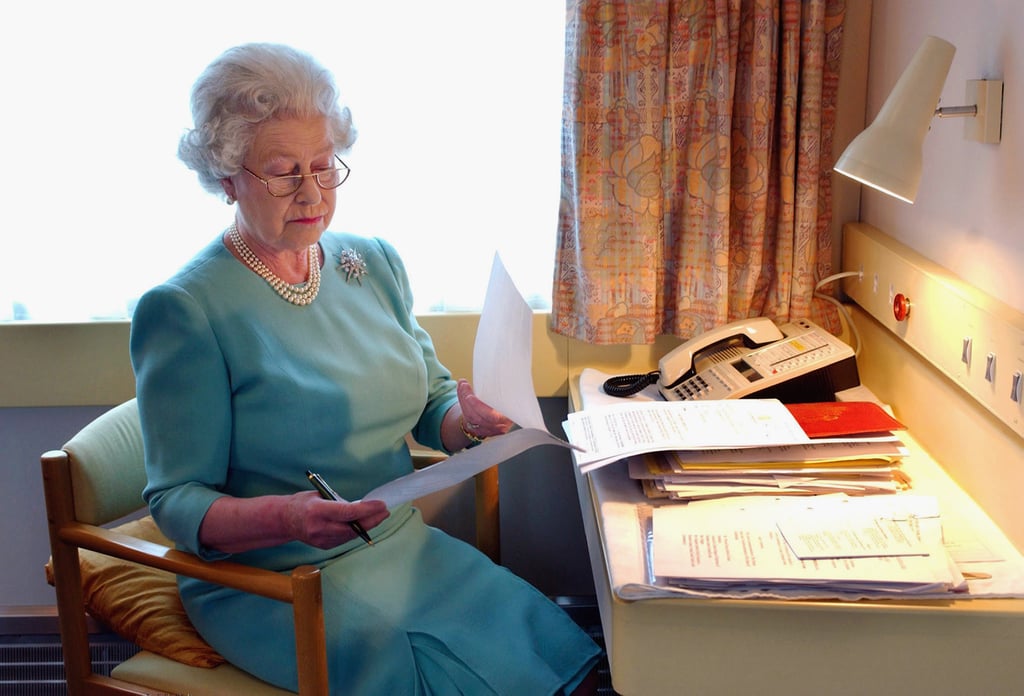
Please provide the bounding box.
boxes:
[336,248,368,285]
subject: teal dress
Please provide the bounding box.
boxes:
[130,231,600,694]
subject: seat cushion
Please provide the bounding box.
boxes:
[112,650,294,695]
[46,515,225,668]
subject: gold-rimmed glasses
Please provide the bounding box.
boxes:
[242,155,351,197]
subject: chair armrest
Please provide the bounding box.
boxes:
[56,522,328,694]
[58,522,295,601]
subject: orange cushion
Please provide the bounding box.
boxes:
[46,516,225,668]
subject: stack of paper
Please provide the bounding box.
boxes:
[632,461,909,501]
[629,437,909,502]
[650,494,967,598]
[661,401,907,500]
[564,395,910,500]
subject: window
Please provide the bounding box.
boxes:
[1,1,564,321]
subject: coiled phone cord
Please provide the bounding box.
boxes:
[602,370,661,397]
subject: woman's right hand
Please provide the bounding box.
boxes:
[286,491,390,549]
[198,491,390,554]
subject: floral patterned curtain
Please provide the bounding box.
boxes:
[552,0,846,344]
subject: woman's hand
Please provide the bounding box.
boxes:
[442,379,515,451]
[200,492,389,554]
[286,492,390,549]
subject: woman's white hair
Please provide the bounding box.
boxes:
[178,43,357,199]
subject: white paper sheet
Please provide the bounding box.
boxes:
[358,253,567,507]
[362,428,569,507]
[472,253,546,431]
[774,495,940,559]
[565,399,812,472]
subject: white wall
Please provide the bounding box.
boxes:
[851,0,1023,314]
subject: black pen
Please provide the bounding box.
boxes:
[305,470,374,546]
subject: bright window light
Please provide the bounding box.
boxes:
[1,1,564,321]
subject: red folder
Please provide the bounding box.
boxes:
[784,401,906,438]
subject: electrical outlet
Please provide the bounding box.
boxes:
[842,223,1024,439]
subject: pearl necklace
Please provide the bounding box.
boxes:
[227,224,321,306]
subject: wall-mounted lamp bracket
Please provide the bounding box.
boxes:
[936,79,1003,143]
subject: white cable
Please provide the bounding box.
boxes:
[814,270,863,291]
[814,270,863,357]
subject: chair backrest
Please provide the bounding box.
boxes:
[61,398,146,525]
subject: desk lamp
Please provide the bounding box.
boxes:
[834,35,1003,203]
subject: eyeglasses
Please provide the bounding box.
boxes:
[241,155,351,197]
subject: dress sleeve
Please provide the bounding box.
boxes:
[371,238,458,452]
[129,283,231,560]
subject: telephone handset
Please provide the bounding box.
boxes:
[602,317,860,403]
[657,316,784,391]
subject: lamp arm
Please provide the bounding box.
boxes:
[935,104,979,119]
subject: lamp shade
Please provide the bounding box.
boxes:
[834,36,955,203]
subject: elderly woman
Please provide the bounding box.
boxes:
[130,43,600,694]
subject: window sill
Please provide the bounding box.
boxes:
[0,315,680,407]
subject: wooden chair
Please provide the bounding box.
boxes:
[42,399,499,695]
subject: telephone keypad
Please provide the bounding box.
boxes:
[674,372,729,400]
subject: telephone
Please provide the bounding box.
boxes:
[603,317,860,403]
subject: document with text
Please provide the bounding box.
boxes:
[564,399,812,473]
[651,495,964,595]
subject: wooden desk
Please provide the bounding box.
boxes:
[570,382,1024,696]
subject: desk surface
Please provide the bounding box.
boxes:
[569,377,1024,696]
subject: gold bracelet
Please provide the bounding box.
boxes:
[459,415,485,446]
